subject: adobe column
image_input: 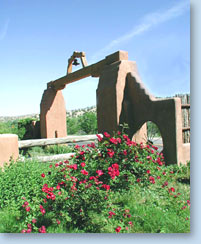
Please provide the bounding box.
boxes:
[97,52,137,134]
[40,87,67,138]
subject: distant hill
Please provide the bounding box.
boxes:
[0,106,97,122]
[0,114,40,122]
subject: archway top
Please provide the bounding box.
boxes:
[47,50,128,90]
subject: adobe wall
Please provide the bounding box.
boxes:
[0,134,19,168]
[97,59,190,165]
[97,60,148,144]
[40,87,67,138]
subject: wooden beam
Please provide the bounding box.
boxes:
[182,127,190,131]
[47,50,128,90]
[18,134,102,149]
[181,104,190,108]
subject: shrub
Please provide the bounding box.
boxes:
[0,130,190,233]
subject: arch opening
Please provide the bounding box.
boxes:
[63,76,99,136]
[146,121,163,153]
[132,121,164,153]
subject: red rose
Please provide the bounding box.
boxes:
[96,134,103,142]
[96,170,104,176]
[81,162,86,167]
[25,207,30,212]
[115,226,121,233]
[104,132,110,138]
[81,169,88,175]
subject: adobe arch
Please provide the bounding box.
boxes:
[40,50,190,165]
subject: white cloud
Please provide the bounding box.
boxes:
[0,18,10,41]
[90,0,189,63]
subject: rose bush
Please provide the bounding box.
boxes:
[0,129,190,233]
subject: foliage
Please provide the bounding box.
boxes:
[0,120,18,135]
[0,118,38,140]
[0,128,190,233]
[67,117,81,135]
[67,111,97,135]
[17,118,39,140]
[78,112,97,134]
[146,121,161,142]
[20,145,74,157]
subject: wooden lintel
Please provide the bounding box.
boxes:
[181,104,190,108]
[182,127,190,131]
[47,50,128,90]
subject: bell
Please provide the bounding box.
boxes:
[72,58,80,66]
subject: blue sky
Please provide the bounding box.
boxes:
[0,0,190,116]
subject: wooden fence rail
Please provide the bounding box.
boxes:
[18,134,102,149]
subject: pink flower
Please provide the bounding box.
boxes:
[123,150,127,156]
[96,134,103,142]
[108,211,116,218]
[149,176,155,184]
[41,173,45,178]
[75,144,80,149]
[115,226,121,233]
[70,164,78,170]
[107,150,115,158]
[108,164,119,179]
[109,137,118,144]
[152,145,158,150]
[89,176,96,180]
[104,132,110,138]
[162,181,168,188]
[38,225,46,233]
[101,184,110,191]
[146,170,150,174]
[56,219,61,224]
[32,219,37,223]
[96,170,104,176]
[25,207,30,212]
[81,162,86,167]
[21,229,26,233]
[27,224,32,229]
[128,221,133,226]
[81,169,88,175]
[169,187,175,192]
[137,178,141,183]
[116,138,122,144]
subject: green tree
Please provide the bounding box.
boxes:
[78,112,97,134]
[67,117,81,135]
